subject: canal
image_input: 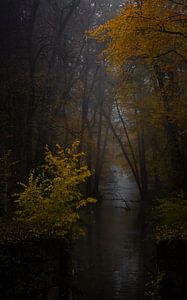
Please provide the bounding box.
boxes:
[73,164,144,300]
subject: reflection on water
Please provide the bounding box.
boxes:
[73,165,144,300]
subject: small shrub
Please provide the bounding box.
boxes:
[0,141,96,243]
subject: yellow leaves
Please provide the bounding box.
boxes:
[155,224,187,241]
[154,193,187,242]
[88,0,187,164]
[88,0,187,71]
[0,141,96,243]
[76,197,96,209]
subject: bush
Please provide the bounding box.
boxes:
[154,192,187,241]
[0,141,96,243]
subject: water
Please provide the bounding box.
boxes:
[73,165,144,300]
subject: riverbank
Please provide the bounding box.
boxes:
[144,194,187,300]
[0,238,71,299]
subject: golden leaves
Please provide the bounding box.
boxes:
[88,0,187,71]
[154,193,187,242]
[0,141,96,243]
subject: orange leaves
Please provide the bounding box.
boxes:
[88,0,187,71]
[88,0,187,138]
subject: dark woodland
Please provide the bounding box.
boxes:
[0,1,186,299]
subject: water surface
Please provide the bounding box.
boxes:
[73,165,144,300]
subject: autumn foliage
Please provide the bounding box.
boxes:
[89,0,186,69]
[89,0,187,188]
[0,142,96,243]
[89,0,187,240]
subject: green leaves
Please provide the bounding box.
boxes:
[154,192,187,241]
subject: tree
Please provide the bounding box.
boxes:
[0,0,125,201]
[15,141,96,239]
[88,0,187,192]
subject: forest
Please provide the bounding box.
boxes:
[0,0,186,299]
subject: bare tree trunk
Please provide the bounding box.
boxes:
[103,111,143,196]
[94,103,103,195]
[25,0,40,172]
[154,65,187,189]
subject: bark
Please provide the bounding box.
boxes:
[154,65,187,189]
[103,111,143,195]
[116,99,140,182]
[25,0,41,172]
[94,103,103,194]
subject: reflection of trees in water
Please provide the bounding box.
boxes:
[73,165,143,300]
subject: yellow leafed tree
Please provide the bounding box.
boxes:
[89,0,187,71]
[88,0,187,190]
[0,141,96,243]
